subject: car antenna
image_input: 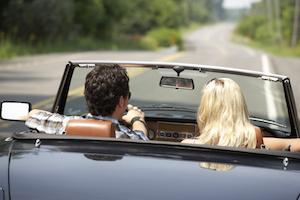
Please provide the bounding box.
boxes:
[173,66,184,77]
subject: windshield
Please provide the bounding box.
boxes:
[64,65,291,134]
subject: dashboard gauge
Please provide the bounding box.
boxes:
[173,132,179,138]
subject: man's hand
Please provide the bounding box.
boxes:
[122,104,147,135]
[122,104,145,124]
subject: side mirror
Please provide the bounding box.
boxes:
[160,76,194,90]
[0,101,31,121]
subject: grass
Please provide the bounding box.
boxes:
[0,36,158,61]
[231,34,300,58]
[247,41,300,58]
[179,22,203,34]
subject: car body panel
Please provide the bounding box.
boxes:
[0,138,12,200]
[1,60,300,199]
[5,133,300,200]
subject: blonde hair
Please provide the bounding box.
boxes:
[197,78,256,148]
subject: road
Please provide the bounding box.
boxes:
[1,22,299,136]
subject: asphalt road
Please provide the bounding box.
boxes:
[1,22,299,136]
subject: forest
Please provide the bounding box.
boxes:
[1,0,298,60]
[235,0,300,54]
[0,0,225,60]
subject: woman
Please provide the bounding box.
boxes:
[182,78,300,152]
[182,78,261,148]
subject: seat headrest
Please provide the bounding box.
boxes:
[65,119,115,137]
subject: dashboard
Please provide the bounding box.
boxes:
[145,120,274,142]
[146,121,198,142]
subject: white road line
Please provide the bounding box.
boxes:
[261,54,271,74]
[261,54,277,121]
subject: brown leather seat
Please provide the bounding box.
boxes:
[65,119,115,137]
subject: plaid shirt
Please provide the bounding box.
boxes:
[25,112,149,141]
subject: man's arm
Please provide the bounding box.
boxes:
[263,137,300,152]
[27,109,52,119]
[25,110,81,134]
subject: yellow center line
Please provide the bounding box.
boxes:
[127,51,188,78]
[211,42,228,55]
[154,51,188,62]
[33,97,56,108]
[1,122,12,128]
[204,28,228,55]
[69,86,84,95]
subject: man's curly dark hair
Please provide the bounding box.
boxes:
[84,65,129,116]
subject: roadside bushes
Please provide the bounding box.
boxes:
[147,28,184,50]
[235,15,267,40]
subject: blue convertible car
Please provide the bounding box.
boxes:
[1,61,300,199]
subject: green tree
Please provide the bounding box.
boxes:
[0,0,221,51]
[280,0,298,45]
[236,0,300,48]
[118,0,182,35]
[0,0,9,32]
[2,0,74,42]
[188,0,213,23]
[236,15,268,39]
[74,0,128,39]
[119,0,217,35]
[74,0,105,36]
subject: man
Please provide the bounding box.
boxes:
[26,64,148,140]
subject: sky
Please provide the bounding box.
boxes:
[222,0,262,9]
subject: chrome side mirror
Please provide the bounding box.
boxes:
[0,101,31,121]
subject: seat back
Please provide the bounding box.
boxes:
[65,119,115,137]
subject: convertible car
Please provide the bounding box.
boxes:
[1,60,300,199]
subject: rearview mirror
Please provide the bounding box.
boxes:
[160,76,194,90]
[0,101,31,121]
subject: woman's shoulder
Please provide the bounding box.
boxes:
[254,126,264,148]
